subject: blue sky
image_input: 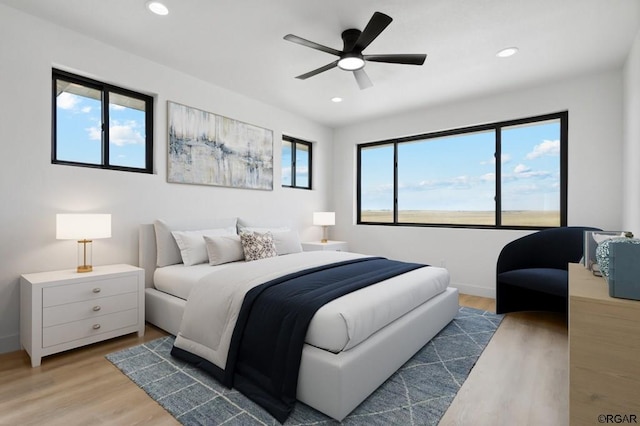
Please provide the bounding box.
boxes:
[56,91,147,168]
[281,141,309,187]
[361,120,561,211]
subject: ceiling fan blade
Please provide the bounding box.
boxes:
[354,12,393,52]
[284,34,342,56]
[353,68,373,90]
[295,60,339,80]
[364,53,427,65]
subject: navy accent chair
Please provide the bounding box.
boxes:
[496,226,601,314]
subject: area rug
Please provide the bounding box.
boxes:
[106,307,502,425]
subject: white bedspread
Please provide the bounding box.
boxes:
[173,251,449,370]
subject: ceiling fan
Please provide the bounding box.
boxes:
[284,11,427,90]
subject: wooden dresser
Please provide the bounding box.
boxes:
[569,263,640,425]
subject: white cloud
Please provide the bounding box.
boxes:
[81,106,92,113]
[86,125,101,141]
[526,139,559,160]
[110,124,145,146]
[514,164,531,174]
[57,92,81,110]
[481,173,495,182]
[481,153,511,165]
[504,163,552,180]
[110,104,126,111]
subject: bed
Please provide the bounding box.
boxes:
[139,221,459,421]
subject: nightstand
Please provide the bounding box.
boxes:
[301,241,349,252]
[20,264,145,367]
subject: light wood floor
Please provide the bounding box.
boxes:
[0,295,567,425]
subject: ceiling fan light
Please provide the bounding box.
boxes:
[338,56,365,71]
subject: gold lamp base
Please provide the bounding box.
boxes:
[77,239,93,273]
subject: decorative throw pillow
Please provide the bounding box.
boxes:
[240,231,277,262]
[204,235,245,265]
[238,225,301,255]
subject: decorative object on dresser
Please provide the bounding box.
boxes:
[583,230,627,271]
[167,101,273,190]
[568,264,640,425]
[312,211,335,243]
[594,232,640,300]
[56,213,111,273]
[20,264,144,367]
[301,240,348,252]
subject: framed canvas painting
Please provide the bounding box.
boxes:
[167,101,273,190]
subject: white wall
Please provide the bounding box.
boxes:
[623,28,640,234]
[333,70,624,297]
[0,5,333,353]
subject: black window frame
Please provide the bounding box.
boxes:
[52,69,154,174]
[282,135,313,190]
[357,111,568,230]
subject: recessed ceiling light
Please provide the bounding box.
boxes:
[331,97,343,103]
[146,1,169,16]
[496,47,519,58]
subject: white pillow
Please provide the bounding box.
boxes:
[172,227,237,266]
[239,226,301,255]
[204,235,244,265]
[271,230,303,255]
[153,218,237,267]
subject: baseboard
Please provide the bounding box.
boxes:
[452,281,496,299]
[0,333,20,355]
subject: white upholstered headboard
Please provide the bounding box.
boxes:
[139,224,157,288]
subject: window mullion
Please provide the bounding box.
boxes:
[495,127,502,227]
[291,141,296,187]
[393,142,399,224]
[102,90,109,167]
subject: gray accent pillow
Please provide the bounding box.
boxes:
[240,231,277,262]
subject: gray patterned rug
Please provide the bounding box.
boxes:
[106,307,502,425]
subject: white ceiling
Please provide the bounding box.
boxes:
[2,0,639,128]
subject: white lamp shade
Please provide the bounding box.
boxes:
[56,214,111,240]
[313,212,335,226]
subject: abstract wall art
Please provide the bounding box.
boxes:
[167,101,273,190]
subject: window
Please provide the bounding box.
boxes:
[52,69,153,173]
[282,135,312,189]
[357,112,567,229]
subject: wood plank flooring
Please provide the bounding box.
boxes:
[0,294,567,425]
[440,309,568,425]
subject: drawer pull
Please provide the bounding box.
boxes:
[92,306,101,312]
[92,324,101,330]
[92,288,101,293]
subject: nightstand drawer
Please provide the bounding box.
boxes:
[42,275,138,307]
[43,293,138,327]
[42,309,138,348]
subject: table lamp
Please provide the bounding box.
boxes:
[313,212,335,243]
[56,214,111,272]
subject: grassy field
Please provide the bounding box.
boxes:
[361,210,560,227]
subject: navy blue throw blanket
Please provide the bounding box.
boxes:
[223,257,426,423]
